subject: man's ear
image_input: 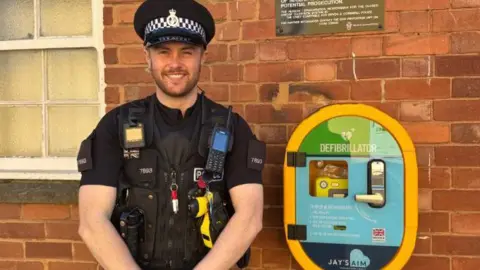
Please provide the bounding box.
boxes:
[200,46,207,65]
[144,47,152,71]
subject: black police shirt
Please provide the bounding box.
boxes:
[79,94,263,191]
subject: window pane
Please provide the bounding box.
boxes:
[47,48,98,100]
[47,105,99,157]
[0,50,43,101]
[0,106,43,157]
[40,0,92,37]
[0,0,34,41]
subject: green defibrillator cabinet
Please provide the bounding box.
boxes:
[284,104,418,270]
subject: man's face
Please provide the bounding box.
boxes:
[145,41,205,98]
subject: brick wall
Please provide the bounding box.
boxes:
[2,0,480,269]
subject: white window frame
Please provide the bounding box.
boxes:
[0,0,106,181]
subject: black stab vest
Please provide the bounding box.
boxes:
[113,94,233,269]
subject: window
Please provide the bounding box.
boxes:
[0,0,105,180]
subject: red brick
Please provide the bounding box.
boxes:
[113,4,136,24]
[291,257,302,270]
[230,84,257,102]
[73,243,96,262]
[204,2,227,21]
[437,55,480,76]
[287,38,350,59]
[289,82,350,102]
[0,223,45,239]
[216,21,240,41]
[400,101,432,121]
[419,189,432,210]
[452,214,480,234]
[22,205,70,220]
[118,46,145,64]
[49,262,97,270]
[386,0,450,10]
[205,44,228,63]
[453,78,480,98]
[46,222,81,241]
[402,57,431,77]
[436,146,480,166]
[416,146,434,167]
[351,80,382,100]
[259,0,275,19]
[258,126,287,144]
[418,168,450,188]
[385,34,449,56]
[452,32,480,54]
[433,190,480,211]
[419,212,450,233]
[265,145,286,164]
[103,7,113,26]
[124,85,155,102]
[198,84,229,102]
[262,249,290,269]
[258,41,287,61]
[434,100,480,121]
[211,64,239,82]
[0,261,44,270]
[229,0,256,21]
[303,103,332,118]
[305,61,336,81]
[452,168,480,188]
[263,207,282,227]
[385,79,450,100]
[104,26,140,44]
[252,228,287,249]
[105,86,120,104]
[0,204,21,219]
[264,186,283,205]
[244,62,303,82]
[413,236,431,254]
[0,242,24,258]
[258,84,279,102]
[262,165,283,186]
[26,242,72,259]
[352,37,383,57]
[337,58,400,79]
[245,104,303,124]
[199,66,211,82]
[400,11,430,33]
[104,48,118,65]
[385,11,400,32]
[105,67,151,84]
[433,9,480,32]
[453,258,480,270]
[242,20,276,40]
[452,124,480,143]
[361,102,400,119]
[403,256,450,270]
[230,43,256,61]
[433,236,480,255]
[452,0,480,7]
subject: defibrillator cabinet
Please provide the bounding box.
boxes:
[283,104,418,270]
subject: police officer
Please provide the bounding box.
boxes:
[77,0,266,269]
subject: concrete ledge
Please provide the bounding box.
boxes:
[0,180,79,204]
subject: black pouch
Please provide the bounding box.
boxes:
[77,132,95,172]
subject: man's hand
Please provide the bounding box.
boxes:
[78,185,142,270]
[194,183,263,270]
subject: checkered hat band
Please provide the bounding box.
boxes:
[145,17,207,42]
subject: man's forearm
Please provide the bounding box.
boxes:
[194,212,261,270]
[79,219,142,270]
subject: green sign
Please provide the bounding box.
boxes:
[275,0,385,36]
[298,116,401,157]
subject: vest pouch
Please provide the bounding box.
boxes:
[124,149,158,189]
[126,187,158,265]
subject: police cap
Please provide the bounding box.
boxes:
[134,0,215,48]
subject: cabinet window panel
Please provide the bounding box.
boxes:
[40,0,92,37]
[47,105,99,157]
[47,48,99,101]
[0,50,43,101]
[0,0,34,41]
[0,106,43,157]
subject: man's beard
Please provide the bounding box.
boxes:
[152,65,201,98]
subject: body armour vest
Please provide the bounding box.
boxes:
[111,93,237,270]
